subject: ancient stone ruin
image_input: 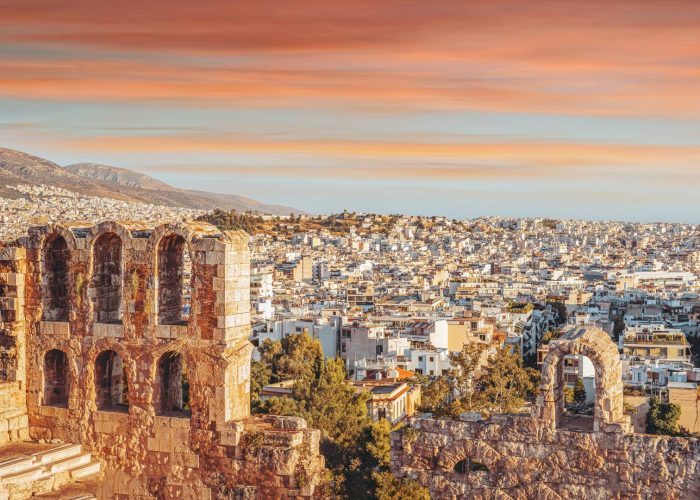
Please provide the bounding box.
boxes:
[0,221,324,499]
[391,326,700,499]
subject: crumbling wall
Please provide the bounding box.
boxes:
[391,326,700,499]
[13,221,325,499]
[0,245,29,445]
[391,414,700,499]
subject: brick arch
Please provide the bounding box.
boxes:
[438,439,501,471]
[533,326,629,432]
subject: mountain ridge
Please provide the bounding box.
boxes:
[0,147,303,215]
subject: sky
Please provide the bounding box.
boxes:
[1,0,700,221]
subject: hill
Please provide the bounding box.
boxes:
[0,148,302,215]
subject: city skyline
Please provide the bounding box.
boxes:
[2,0,700,221]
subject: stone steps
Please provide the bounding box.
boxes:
[0,442,101,499]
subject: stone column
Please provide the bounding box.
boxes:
[0,246,29,444]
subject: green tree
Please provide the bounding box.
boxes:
[276,330,324,383]
[361,419,392,469]
[410,374,450,415]
[646,396,681,436]
[564,386,575,405]
[613,318,625,341]
[196,208,263,234]
[573,378,587,404]
[372,471,430,500]
[257,333,376,497]
[446,342,488,414]
[478,347,539,415]
[250,359,272,411]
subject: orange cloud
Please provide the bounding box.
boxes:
[50,134,700,171]
[0,0,699,117]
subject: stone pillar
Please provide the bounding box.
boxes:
[0,246,29,444]
[189,230,252,426]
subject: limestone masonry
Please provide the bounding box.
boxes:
[0,221,324,499]
[390,326,700,499]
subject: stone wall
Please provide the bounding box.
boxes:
[0,221,325,498]
[391,413,700,499]
[391,326,700,499]
[0,245,29,446]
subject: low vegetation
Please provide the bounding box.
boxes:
[197,209,401,237]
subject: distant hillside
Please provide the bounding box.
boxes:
[0,148,303,215]
[65,163,173,190]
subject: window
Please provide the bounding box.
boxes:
[418,356,424,362]
[158,234,189,325]
[43,349,69,407]
[43,235,69,321]
[93,232,123,324]
[95,350,128,411]
[378,408,387,420]
[429,370,434,376]
[376,345,384,355]
[155,352,190,417]
[429,357,434,362]
[454,458,488,475]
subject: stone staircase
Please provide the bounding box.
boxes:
[0,442,100,500]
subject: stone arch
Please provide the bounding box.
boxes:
[35,225,78,321]
[156,233,191,325]
[438,439,501,472]
[92,231,123,323]
[43,349,69,406]
[42,233,70,321]
[154,350,190,416]
[533,326,629,432]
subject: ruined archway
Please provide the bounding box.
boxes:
[92,232,123,323]
[43,349,69,406]
[157,234,190,325]
[533,326,629,432]
[42,234,69,321]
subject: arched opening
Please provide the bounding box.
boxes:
[535,326,629,433]
[154,351,190,416]
[454,458,489,475]
[560,354,596,431]
[157,234,190,325]
[93,232,122,323]
[43,349,69,407]
[95,350,128,411]
[43,235,70,321]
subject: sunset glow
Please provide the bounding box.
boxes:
[2,0,699,220]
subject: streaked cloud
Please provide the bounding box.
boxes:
[1,0,700,219]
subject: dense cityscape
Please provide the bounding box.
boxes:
[5,186,700,433]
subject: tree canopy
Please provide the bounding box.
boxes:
[646,396,681,436]
[252,332,426,498]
